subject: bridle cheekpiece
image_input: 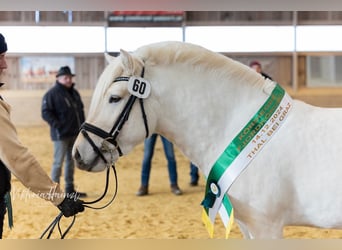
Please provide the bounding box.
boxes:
[80,67,150,169]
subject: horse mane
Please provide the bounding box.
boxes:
[134,41,268,90]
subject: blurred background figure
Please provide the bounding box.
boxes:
[249,60,273,81]
[42,66,87,198]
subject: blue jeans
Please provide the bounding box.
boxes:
[51,137,76,191]
[140,134,178,187]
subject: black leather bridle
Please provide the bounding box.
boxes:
[80,68,149,169]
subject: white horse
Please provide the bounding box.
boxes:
[72,41,342,239]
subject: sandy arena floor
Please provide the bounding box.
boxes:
[2,126,342,239]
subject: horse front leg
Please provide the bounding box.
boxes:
[235,219,253,239]
[235,216,284,239]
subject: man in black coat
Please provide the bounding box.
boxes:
[42,66,87,198]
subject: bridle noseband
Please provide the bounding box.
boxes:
[80,68,149,168]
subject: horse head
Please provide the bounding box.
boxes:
[73,41,269,175]
[73,49,157,172]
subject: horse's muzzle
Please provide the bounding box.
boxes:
[73,148,102,172]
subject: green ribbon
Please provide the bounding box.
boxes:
[4,192,13,229]
[201,84,285,209]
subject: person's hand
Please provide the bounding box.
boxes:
[57,196,84,217]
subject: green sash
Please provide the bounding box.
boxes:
[201,84,292,238]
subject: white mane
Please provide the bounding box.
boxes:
[133,41,269,92]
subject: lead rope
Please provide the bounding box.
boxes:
[39,163,118,239]
[39,212,75,239]
[83,164,118,209]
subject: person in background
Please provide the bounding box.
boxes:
[249,60,273,81]
[0,33,84,239]
[136,134,183,196]
[42,66,87,198]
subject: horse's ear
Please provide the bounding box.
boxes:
[120,49,135,74]
[104,53,115,63]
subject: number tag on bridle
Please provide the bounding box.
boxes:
[127,77,151,99]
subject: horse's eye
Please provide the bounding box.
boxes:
[109,95,121,103]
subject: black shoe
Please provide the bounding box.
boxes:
[171,184,182,195]
[136,186,148,196]
[190,180,198,186]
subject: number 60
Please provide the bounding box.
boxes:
[132,79,146,95]
[128,76,151,99]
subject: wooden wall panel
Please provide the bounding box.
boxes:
[75,56,106,90]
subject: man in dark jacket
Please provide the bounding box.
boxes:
[42,66,87,198]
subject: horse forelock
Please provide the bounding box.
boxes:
[89,59,124,115]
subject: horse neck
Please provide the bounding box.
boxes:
[150,62,273,176]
